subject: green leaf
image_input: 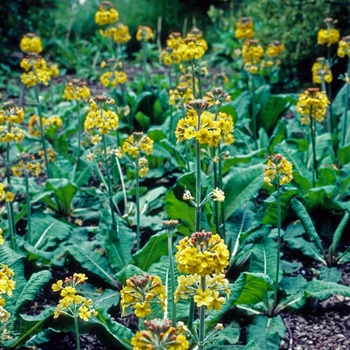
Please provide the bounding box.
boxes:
[135,111,150,130]
[73,159,93,187]
[260,96,289,134]
[131,231,168,271]
[337,144,350,166]
[284,221,326,264]
[247,315,286,350]
[232,90,251,120]
[8,307,55,349]
[68,242,119,288]
[249,237,282,283]
[332,82,348,116]
[306,280,350,300]
[260,187,298,225]
[235,272,274,305]
[269,120,286,153]
[291,198,325,256]
[223,149,267,173]
[224,164,265,220]
[14,270,51,317]
[46,178,78,215]
[211,321,240,345]
[319,266,342,283]
[329,211,350,261]
[104,224,135,272]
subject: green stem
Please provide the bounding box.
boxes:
[136,155,141,250]
[25,174,31,244]
[102,134,117,229]
[310,116,318,186]
[251,73,258,149]
[273,180,281,310]
[35,86,51,178]
[74,316,81,350]
[321,80,331,133]
[6,140,16,251]
[342,58,350,146]
[76,100,82,165]
[115,157,128,215]
[141,39,151,116]
[191,61,196,98]
[198,276,206,350]
[218,144,225,240]
[195,141,201,232]
[167,233,176,326]
[187,297,195,329]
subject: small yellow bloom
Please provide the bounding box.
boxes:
[52,280,63,292]
[264,154,293,187]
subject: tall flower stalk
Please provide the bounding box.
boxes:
[296,88,329,186]
[264,154,293,310]
[84,95,119,229]
[337,36,350,146]
[119,132,153,250]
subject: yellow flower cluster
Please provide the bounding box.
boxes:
[176,231,229,276]
[136,26,154,42]
[264,154,293,186]
[122,132,153,158]
[296,87,330,124]
[0,183,15,203]
[317,18,340,46]
[175,107,234,146]
[20,53,51,87]
[159,48,181,66]
[167,32,184,50]
[169,86,194,107]
[242,40,264,65]
[120,273,166,318]
[12,160,41,178]
[100,23,131,44]
[63,78,91,101]
[52,273,97,321]
[0,101,24,125]
[338,36,350,58]
[266,41,284,58]
[235,17,254,40]
[28,115,62,137]
[84,96,119,134]
[47,62,59,78]
[175,273,229,310]
[176,38,206,61]
[100,71,127,87]
[312,58,332,84]
[138,157,149,178]
[0,264,16,322]
[38,148,56,162]
[131,319,189,350]
[0,126,25,143]
[20,33,42,53]
[95,1,118,26]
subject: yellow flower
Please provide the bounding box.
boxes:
[134,301,151,318]
[212,188,225,202]
[338,36,350,58]
[264,154,293,186]
[235,17,254,40]
[176,231,229,276]
[63,79,91,101]
[122,132,153,158]
[207,291,226,310]
[266,41,284,58]
[317,19,340,46]
[242,40,264,65]
[20,33,42,53]
[312,58,332,84]
[193,288,214,307]
[52,280,63,292]
[4,192,14,202]
[0,228,3,245]
[136,26,154,41]
[296,87,329,124]
[78,305,92,321]
[95,2,118,25]
[60,286,76,301]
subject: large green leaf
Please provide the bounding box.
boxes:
[14,270,51,317]
[232,90,251,120]
[247,315,286,350]
[260,187,298,226]
[305,280,350,300]
[46,178,78,215]
[269,120,286,153]
[223,149,267,173]
[332,82,348,116]
[284,220,326,265]
[260,96,289,134]
[329,211,350,261]
[73,159,93,188]
[249,237,282,283]
[223,164,265,220]
[131,231,168,271]
[291,198,325,256]
[67,242,119,287]
[234,272,274,305]
[104,225,135,273]
[337,144,350,166]
[7,307,55,349]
